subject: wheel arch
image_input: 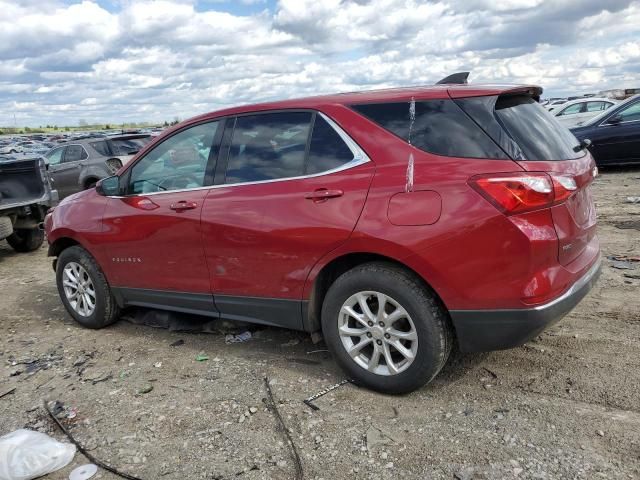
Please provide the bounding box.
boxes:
[48,236,81,258]
[303,251,450,335]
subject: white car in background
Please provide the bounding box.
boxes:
[0,144,23,155]
[552,97,617,127]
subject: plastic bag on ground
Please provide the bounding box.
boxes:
[0,429,76,480]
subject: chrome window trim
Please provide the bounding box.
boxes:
[113,111,371,198]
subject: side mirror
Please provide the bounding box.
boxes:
[606,114,622,125]
[96,175,121,196]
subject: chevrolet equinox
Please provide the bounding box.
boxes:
[45,83,601,393]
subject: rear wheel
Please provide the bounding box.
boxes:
[321,262,452,394]
[6,228,44,252]
[84,178,98,190]
[56,246,119,329]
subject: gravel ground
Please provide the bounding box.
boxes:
[1,168,639,480]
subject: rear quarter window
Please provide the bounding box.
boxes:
[351,99,508,159]
[493,95,582,161]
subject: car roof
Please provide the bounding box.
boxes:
[557,97,615,107]
[186,83,542,123]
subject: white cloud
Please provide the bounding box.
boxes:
[0,0,639,126]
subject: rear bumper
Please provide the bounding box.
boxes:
[450,258,601,352]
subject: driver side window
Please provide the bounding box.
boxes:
[129,121,219,194]
[617,102,640,123]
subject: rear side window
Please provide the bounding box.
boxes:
[225,112,312,184]
[494,95,582,160]
[558,103,583,116]
[90,140,111,156]
[64,145,88,162]
[351,100,507,159]
[306,116,354,174]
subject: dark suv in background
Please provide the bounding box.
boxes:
[45,134,153,198]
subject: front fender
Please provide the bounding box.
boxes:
[46,190,110,268]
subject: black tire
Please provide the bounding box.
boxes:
[56,246,119,329]
[84,179,98,190]
[0,216,13,241]
[321,262,453,394]
[6,228,44,252]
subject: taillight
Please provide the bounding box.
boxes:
[470,172,576,215]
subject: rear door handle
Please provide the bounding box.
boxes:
[304,189,344,201]
[170,201,198,211]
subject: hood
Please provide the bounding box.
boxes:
[59,185,97,206]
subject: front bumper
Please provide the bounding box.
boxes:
[450,258,601,352]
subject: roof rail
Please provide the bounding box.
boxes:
[435,72,470,85]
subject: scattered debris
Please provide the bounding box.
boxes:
[366,425,396,450]
[303,379,351,411]
[138,384,153,394]
[287,358,320,366]
[623,273,640,280]
[169,339,184,347]
[69,464,98,480]
[614,220,640,231]
[0,387,16,400]
[306,349,329,355]
[597,430,605,437]
[625,196,640,204]
[225,331,252,344]
[280,338,300,347]
[608,255,640,262]
[44,400,143,480]
[610,260,636,270]
[153,362,162,368]
[263,377,303,480]
[195,353,209,362]
[87,371,112,385]
[482,367,498,379]
[0,429,76,480]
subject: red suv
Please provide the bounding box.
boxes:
[45,83,601,393]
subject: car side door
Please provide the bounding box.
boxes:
[201,110,375,329]
[50,144,88,198]
[46,146,69,197]
[590,100,640,165]
[101,120,223,313]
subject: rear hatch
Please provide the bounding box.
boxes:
[454,90,597,266]
[0,156,46,209]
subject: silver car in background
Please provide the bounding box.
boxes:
[45,134,153,199]
[552,97,617,127]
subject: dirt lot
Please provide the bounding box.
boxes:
[1,168,639,480]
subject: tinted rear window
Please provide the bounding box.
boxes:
[225,112,312,184]
[494,95,582,160]
[351,99,507,159]
[90,140,111,156]
[306,116,354,174]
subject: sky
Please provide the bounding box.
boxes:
[1,0,639,127]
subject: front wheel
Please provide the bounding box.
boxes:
[56,246,119,329]
[321,262,453,394]
[7,228,44,252]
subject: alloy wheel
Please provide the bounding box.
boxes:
[62,262,96,317]
[338,291,418,376]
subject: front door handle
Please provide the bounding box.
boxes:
[170,201,198,212]
[305,189,344,202]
